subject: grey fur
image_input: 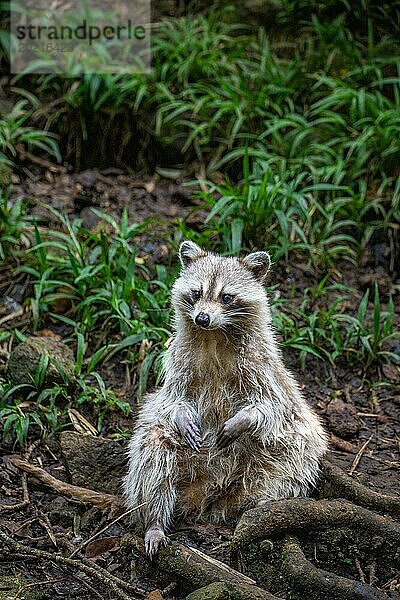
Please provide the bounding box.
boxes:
[123,244,328,556]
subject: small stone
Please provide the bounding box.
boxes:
[0,296,22,317]
[326,398,360,439]
[75,169,97,188]
[47,496,75,528]
[59,431,127,494]
[7,337,75,386]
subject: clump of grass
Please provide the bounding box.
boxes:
[197,155,359,269]
[8,1,400,210]
[0,204,174,447]
[0,339,131,447]
[0,98,60,169]
[17,207,172,390]
[0,192,33,263]
[272,279,400,370]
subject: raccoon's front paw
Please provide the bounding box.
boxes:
[175,407,203,452]
[144,525,169,560]
[216,409,252,449]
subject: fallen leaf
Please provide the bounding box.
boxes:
[146,590,163,600]
[85,536,120,558]
[68,409,98,436]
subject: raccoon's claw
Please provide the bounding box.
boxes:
[183,422,203,452]
[216,424,239,449]
[175,408,203,452]
[216,410,252,449]
[144,525,169,560]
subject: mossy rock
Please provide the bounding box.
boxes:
[0,575,42,599]
[7,336,75,386]
[186,583,231,600]
[186,582,275,600]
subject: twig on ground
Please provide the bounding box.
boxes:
[330,434,358,454]
[38,512,58,548]
[355,558,366,583]
[69,503,146,558]
[0,439,42,514]
[0,308,24,327]
[348,435,373,476]
[15,145,65,172]
[369,562,378,586]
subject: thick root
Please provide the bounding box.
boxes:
[232,498,400,550]
[282,535,391,600]
[322,459,400,517]
[123,534,277,598]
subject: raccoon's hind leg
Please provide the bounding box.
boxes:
[123,423,179,558]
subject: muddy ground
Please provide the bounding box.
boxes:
[0,166,399,599]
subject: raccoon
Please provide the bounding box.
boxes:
[123,241,327,557]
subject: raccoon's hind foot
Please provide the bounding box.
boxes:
[144,524,169,559]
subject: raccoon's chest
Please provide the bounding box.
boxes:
[188,376,242,436]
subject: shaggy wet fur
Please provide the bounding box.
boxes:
[123,242,327,556]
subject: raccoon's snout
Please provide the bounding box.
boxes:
[195,312,210,328]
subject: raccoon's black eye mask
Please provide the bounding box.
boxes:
[221,293,233,304]
[192,290,201,302]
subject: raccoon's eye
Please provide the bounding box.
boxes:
[192,290,201,302]
[221,293,233,304]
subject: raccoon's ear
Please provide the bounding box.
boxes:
[179,241,205,268]
[242,251,271,282]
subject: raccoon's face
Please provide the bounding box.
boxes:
[171,241,271,333]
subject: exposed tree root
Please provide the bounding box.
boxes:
[232,498,400,550]
[322,458,400,517]
[10,457,123,513]
[122,533,277,599]
[0,528,138,600]
[282,535,391,600]
[9,455,400,600]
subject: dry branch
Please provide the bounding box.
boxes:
[330,434,359,453]
[10,457,123,513]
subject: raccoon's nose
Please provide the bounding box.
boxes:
[195,312,210,328]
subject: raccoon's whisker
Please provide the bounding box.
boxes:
[230,310,259,318]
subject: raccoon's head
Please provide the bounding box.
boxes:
[171,241,271,334]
